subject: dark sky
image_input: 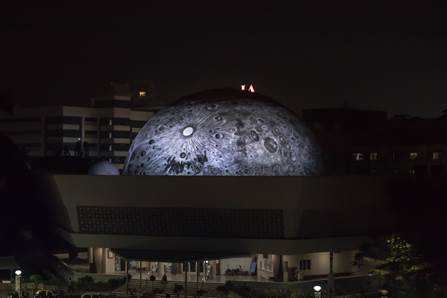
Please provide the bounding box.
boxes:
[1,2,446,117]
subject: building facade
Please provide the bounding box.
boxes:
[0,83,161,170]
[67,249,366,283]
[47,174,393,283]
[302,107,447,175]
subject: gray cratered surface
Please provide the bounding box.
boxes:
[124,89,323,176]
[88,160,120,176]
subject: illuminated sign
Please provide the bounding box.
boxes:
[241,84,255,93]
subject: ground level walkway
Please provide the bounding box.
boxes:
[127,271,270,284]
[116,274,379,298]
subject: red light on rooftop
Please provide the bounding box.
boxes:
[241,84,255,93]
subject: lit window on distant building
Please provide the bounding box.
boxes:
[138,90,146,97]
[370,152,378,160]
[409,152,418,160]
[433,152,441,160]
[354,153,364,161]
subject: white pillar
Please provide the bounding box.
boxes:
[328,251,335,298]
[88,247,95,273]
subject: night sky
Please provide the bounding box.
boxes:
[1,2,446,117]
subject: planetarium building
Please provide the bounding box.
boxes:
[44,89,395,283]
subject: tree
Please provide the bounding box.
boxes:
[29,274,44,293]
[357,235,447,298]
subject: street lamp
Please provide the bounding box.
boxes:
[313,285,322,298]
[14,269,22,298]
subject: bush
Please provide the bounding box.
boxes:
[29,274,44,284]
[197,289,207,296]
[173,284,184,293]
[69,275,125,292]
[216,285,229,294]
[78,275,95,284]
[107,278,124,289]
[141,292,155,298]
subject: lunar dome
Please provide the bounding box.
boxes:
[124,89,323,176]
[88,160,120,176]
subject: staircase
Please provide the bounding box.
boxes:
[15,254,73,281]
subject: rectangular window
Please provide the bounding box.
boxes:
[299,259,311,270]
[369,152,378,161]
[409,152,418,160]
[433,152,441,160]
[353,153,364,161]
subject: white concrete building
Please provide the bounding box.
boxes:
[47,175,391,282]
[0,86,161,170]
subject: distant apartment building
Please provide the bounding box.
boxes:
[0,82,163,170]
[302,107,447,175]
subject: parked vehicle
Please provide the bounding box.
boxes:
[34,290,54,298]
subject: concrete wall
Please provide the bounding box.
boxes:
[284,250,357,277]
[93,248,116,274]
[105,249,116,274]
[51,175,392,255]
[219,257,253,275]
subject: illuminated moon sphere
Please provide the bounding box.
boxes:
[124,89,323,176]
